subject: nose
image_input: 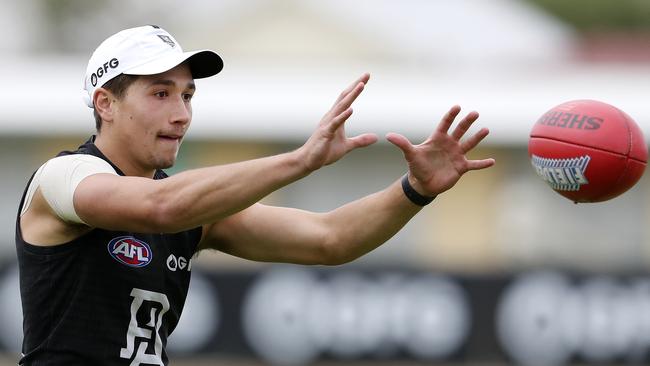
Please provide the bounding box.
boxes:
[170,95,191,126]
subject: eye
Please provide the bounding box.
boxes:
[154,90,168,98]
[183,93,194,102]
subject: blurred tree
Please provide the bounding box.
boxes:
[35,0,650,52]
[526,0,650,31]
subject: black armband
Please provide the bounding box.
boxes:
[401,174,436,206]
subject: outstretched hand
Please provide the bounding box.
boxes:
[298,73,378,172]
[386,105,495,196]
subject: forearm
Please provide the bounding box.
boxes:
[321,178,423,264]
[201,179,423,265]
[157,149,310,232]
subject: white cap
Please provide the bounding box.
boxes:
[83,25,223,108]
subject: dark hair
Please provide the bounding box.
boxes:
[93,74,140,131]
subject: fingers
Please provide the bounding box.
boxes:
[347,133,378,149]
[324,74,370,133]
[386,133,415,158]
[451,111,479,141]
[325,81,366,133]
[327,107,354,133]
[466,158,495,171]
[334,73,370,106]
[332,82,365,117]
[460,127,490,153]
[435,105,461,134]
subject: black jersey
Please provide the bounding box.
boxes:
[15,136,202,366]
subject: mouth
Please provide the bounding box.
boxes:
[157,133,183,143]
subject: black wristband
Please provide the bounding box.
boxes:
[401,174,436,206]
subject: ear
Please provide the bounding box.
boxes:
[94,88,115,124]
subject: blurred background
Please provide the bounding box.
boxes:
[1,0,650,365]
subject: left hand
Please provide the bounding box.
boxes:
[298,73,379,172]
[386,105,495,196]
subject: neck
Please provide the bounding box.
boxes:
[94,133,156,178]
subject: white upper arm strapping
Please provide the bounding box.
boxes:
[21,154,118,224]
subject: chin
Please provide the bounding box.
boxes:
[153,157,176,170]
[149,149,179,170]
[160,161,175,169]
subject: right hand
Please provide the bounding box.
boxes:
[386,105,495,197]
[297,73,378,172]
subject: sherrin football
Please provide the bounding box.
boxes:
[528,100,647,203]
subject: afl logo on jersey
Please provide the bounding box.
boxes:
[108,236,152,268]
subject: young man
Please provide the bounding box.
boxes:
[16,25,494,365]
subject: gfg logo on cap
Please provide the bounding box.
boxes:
[108,236,152,268]
[90,58,119,87]
[83,25,223,108]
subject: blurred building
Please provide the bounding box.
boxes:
[1,0,649,272]
[1,0,650,364]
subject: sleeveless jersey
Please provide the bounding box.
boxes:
[15,136,203,365]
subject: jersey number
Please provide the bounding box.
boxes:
[120,288,170,366]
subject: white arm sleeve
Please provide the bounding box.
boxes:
[23,154,118,224]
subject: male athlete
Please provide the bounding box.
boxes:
[16,25,494,365]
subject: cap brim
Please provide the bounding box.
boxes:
[123,49,223,79]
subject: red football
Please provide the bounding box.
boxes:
[528,100,647,203]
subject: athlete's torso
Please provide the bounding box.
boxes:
[15,136,202,366]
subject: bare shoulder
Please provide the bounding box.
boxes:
[20,187,92,246]
[18,154,116,246]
